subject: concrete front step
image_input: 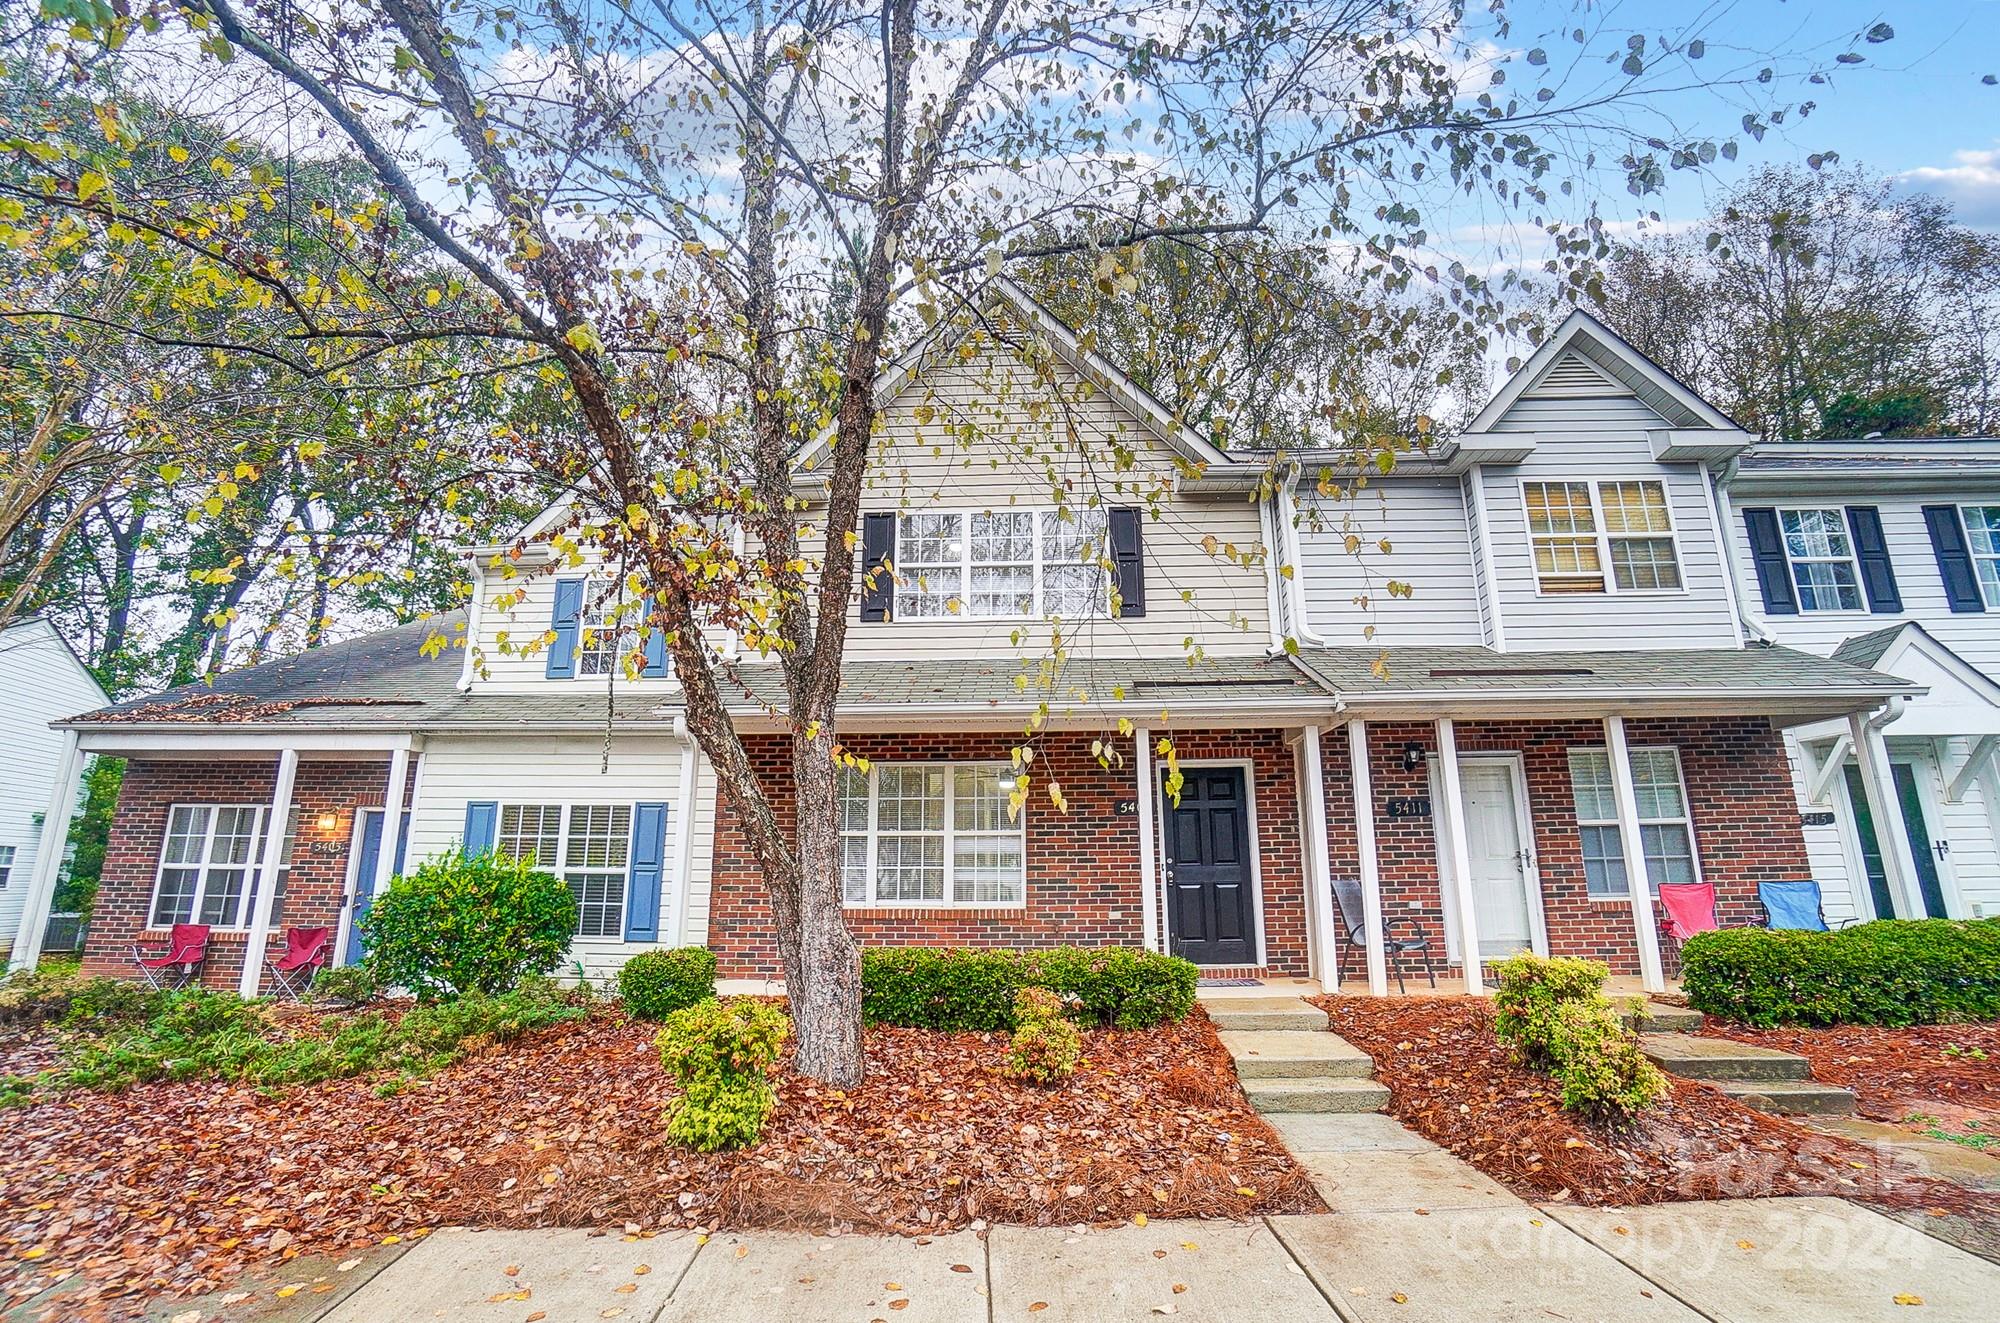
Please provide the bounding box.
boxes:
[1204,997,1329,1033]
[1710,1079,1858,1116]
[1241,1076,1391,1114]
[1623,1001,1704,1033]
[1219,1029,1375,1079]
[1640,1033,1811,1081]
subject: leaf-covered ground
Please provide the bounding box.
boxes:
[1314,995,2000,1225]
[1697,1020,2000,1126]
[0,1006,1318,1318]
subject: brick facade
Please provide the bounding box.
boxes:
[1317,715,1810,980]
[707,728,1312,979]
[81,757,395,992]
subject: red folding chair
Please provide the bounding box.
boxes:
[266,926,333,999]
[131,923,210,990]
[1656,882,1718,978]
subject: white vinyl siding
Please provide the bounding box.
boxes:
[0,619,109,956]
[1567,748,1700,899]
[1296,479,1486,646]
[403,735,714,982]
[1778,508,1865,613]
[839,761,1025,907]
[1477,392,1738,650]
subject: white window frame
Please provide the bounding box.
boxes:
[1772,506,1867,614]
[0,844,14,888]
[839,761,1027,908]
[1960,505,2000,610]
[893,507,1110,621]
[574,578,646,681]
[495,802,634,940]
[1519,478,1685,597]
[148,804,295,930]
[1566,747,1703,900]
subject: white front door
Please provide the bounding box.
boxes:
[1459,760,1536,959]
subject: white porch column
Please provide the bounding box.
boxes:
[1605,717,1667,993]
[1299,726,1342,990]
[1433,718,1485,994]
[8,732,85,972]
[373,746,412,905]
[672,740,701,946]
[1345,718,1389,996]
[239,748,300,996]
[1849,712,1925,919]
[1136,727,1159,953]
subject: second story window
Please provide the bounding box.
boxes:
[1964,506,2000,608]
[1779,509,1863,612]
[577,585,639,677]
[892,508,1108,620]
[1523,480,1681,595]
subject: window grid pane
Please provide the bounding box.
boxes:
[1780,510,1864,612]
[1566,748,1697,899]
[1603,483,1681,592]
[1526,482,1606,592]
[577,586,638,678]
[1040,510,1109,617]
[969,511,1035,617]
[563,805,632,939]
[843,762,1024,907]
[1964,507,2000,608]
[498,804,562,868]
[894,513,964,617]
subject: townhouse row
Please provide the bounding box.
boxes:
[13,289,1997,997]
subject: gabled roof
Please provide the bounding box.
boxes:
[1831,622,2000,732]
[790,280,1264,490]
[1463,308,1743,436]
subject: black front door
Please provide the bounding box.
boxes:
[1844,762,1951,919]
[1162,767,1257,966]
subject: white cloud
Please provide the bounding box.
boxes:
[1898,145,2000,228]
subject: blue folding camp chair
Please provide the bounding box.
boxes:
[1758,880,1854,931]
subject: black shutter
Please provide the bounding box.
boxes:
[1923,505,1987,613]
[1742,508,1798,616]
[1844,506,1902,613]
[859,512,896,622]
[1108,506,1147,618]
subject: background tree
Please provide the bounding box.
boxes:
[24,0,1882,1083]
[1593,165,2000,441]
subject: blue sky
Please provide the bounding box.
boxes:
[1482,1,2000,228]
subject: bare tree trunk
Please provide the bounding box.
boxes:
[781,729,864,1084]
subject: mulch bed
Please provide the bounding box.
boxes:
[1696,1021,2000,1124]
[0,1005,1318,1319]
[1314,995,2000,1222]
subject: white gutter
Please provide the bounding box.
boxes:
[1709,459,1776,645]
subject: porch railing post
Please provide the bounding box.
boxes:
[8,731,85,973]
[1135,727,1159,954]
[1433,718,1485,994]
[1605,716,1667,993]
[1849,712,1924,919]
[239,747,300,997]
[1300,725,1342,990]
[1346,718,1389,996]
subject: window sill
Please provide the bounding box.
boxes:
[842,903,1029,915]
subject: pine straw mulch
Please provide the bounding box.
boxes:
[1313,995,2000,1225]
[1696,1020,2000,1125]
[0,1004,1319,1319]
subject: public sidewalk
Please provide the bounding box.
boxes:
[139,1112,2000,1323]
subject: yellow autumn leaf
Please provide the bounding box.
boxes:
[1133,1214,1148,1227]
[1894,1295,1925,1306]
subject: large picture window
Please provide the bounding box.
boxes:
[497,803,633,938]
[1566,748,1700,899]
[893,508,1108,620]
[149,804,296,929]
[1778,508,1864,612]
[1523,480,1682,594]
[1962,505,2000,609]
[839,762,1025,906]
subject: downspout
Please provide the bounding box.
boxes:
[456,553,485,692]
[1710,459,1776,646]
[1259,489,1287,654]
[1278,462,1330,648]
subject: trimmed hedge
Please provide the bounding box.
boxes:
[1681,919,2000,1027]
[860,946,1198,1032]
[620,947,718,1019]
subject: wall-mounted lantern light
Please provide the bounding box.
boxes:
[1402,743,1427,774]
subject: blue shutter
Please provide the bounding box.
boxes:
[642,627,669,678]
[1844,506,1901,613]
[545,577,583,678]
[624,802,669,942]
[1742,508,1798,615]
[463,801,498,855]
[1923,505,1987,613]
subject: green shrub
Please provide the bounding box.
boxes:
[0,967,160,1030]
[619,948,717,1019]
[308,964,380,1007]
[1681,919,2000,1027]
[860,946,1197,1032]
[1491,952,1666,1122]
[363,849,578,999]
[1004,987,1082,1084]
[656,998,789,1152]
